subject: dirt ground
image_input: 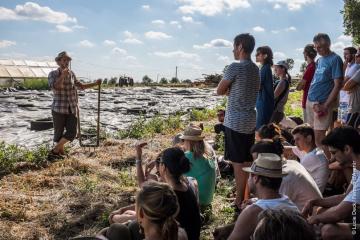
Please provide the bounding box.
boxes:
[0,124,235,240]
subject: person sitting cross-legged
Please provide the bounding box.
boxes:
[302,126,360,240]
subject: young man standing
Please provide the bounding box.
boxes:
[216,33,260,207]
[303,126,360,240]
[291,125,329,192]
[306,33,343,157]
[48,51,101,157]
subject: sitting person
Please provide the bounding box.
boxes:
[256,122,294,145]
[97,181,188,240]
[111,147,201,240]
[214,109,225,134]
[288,124,329,193]
[251,139,323,210]
[303,126,360,240]
[214,153,298,240]
[252,209,316,240]
[180,125,216,208]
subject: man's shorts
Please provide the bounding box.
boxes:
[305,100,337,131]
[224,126,254,164]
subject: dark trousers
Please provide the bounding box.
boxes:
[52,110,77,142]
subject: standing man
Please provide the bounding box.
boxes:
[306,33,343,157]
[216,33,260,208]
[48,51,101,157]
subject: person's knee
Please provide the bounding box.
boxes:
[321,224,339,240]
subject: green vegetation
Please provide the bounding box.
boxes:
[342,0,360,45]
[20,78,49,90]
[284,91,303,118]
[0,142,50,175]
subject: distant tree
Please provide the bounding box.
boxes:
[203,73,223,85]
[170,77,180,84]
[182,79,192,84]
[108,77,117,85]
[159,77,168,84]
[103,78,108,84]
[299,62,308,75]
[285,58,295,71]
[341,0,360,45]
[142,75,153,85]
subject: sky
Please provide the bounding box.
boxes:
[0,0,354,82]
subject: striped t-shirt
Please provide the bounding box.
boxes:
[223,60,260,133]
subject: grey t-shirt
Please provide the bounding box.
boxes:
[348,69,360,113]
[223,60,260,134]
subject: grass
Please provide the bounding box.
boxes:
[20,78,49,90]
[0,142,50,176]
[284,91,303,118]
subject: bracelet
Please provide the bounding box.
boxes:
[136,159,142,165]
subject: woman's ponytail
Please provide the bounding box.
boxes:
[162,217,179,240]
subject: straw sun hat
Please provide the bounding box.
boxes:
[55,51,72,62]
[242,153,288,178]
[179,125,205,141]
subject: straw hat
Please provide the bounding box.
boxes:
[55,51,72,62]
[179,125,205,141]
[243,153,287,178]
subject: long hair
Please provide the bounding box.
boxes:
[136,181,180,240]
[187,140,213,159]
[256,46,274,66]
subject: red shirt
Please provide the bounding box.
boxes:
[302,62,315,109]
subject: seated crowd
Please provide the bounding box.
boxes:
[83,32,360,240]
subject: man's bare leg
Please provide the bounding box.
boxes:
[53,137,69,155]
[233,162,251,208]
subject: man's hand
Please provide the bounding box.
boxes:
[307,215,320,225]
[302,199,316,217]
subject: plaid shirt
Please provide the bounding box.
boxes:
[48,68,80,114]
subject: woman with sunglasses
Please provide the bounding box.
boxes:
[255,46,275,130]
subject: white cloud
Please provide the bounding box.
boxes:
[267,0,317,11]
[182,16,194,23]
[271,30,280,34]
[145,31,172,40]
[152,19,165,26]
[331,41,346,52]
[285,26,296,31]
[274,51,286,59]
[123,38,143,44]
[79,40,95,48]
[112,47,127,55]
[0,40,16,48]
[103,40,116,47]
[273,3,282,9]
[253,26,265,32]
[337,34,352,42]
[0,2,77,24]
[295,47,303,52]
[123,31,143,44]
[193,39,232,49]
[170,21,182,29]
[56,24,73,32]
[217,55,231,63]
[142,5,150,10]
[177,0,251,16]
[125,56,137,61]
[153,50,200,60]
[72,25,86,30]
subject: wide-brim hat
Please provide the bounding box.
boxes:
[243,153,288,178]
[274,60,289,70]
[55,51,72,62]
[179,124,205,141]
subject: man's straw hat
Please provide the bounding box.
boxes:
[55,51,72,62]
[243,153,287,178]
[179,125,205,141]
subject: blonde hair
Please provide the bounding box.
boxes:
[188,140,213,159]
[136,181,179,240]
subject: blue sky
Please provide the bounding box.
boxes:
[0,0,353,81]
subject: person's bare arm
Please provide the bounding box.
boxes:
[136,142,148,187]
[308,201,353,224]
[343,79,358,91]
[216,79,232,95]
[320,78,343,112]
[274,80,286,98]
[228,205,262,240]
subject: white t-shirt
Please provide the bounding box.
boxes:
[280,160,323,211]
[344,169,360,204]
[292,147,329,193]
[341,63,360,103]
[254,195,299,212]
